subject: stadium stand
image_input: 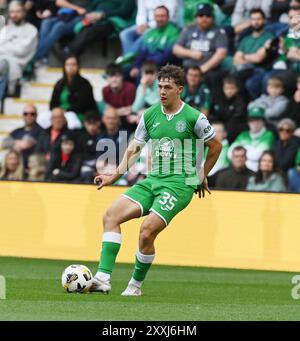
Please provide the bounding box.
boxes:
[1,0,300,192]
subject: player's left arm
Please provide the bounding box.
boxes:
[197,137,222,198]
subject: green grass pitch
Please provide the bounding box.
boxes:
[0,256,300,321]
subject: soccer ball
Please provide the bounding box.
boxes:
[61,264,93,293]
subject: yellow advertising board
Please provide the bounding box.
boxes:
[0,181,299,272]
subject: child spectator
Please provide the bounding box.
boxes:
[211,76,247,142]
[27,153,46,181]
[0,149,24,180]
[247,151,287,192]
[78,111,102,183]
[228,107,276,171]
[181,66,211,116]
[130,61,160,121]
[46,133,81,183]
[248,77,289,125]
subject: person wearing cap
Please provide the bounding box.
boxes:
[0,1,38,101]
[228,107,275,172]
[45,131,81,183]
[173,3,227,94]
[288,148,300,192]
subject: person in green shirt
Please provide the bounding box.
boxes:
[91,65,222,296]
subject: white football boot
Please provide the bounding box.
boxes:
[90,276,111,294]
[121,284,142,297]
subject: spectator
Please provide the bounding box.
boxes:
[273,118,300,172]
[97,107,128,165]
[129,5,180,79]
[181,66,211,116]
[233,8,275,99]
[24,0,59,28]
[0,149,24,180]
[215,146,255,189]
[1,104,43,169]
[78,111,102,183]
[231,0,273,35]
[288,148,300,192]
[247,151,287,192]
[211,76,247,143]
[207,121,230,186]
[287,75,300,127]
[102,63,136,131]
[0,1,38,101]
[248,77,289,125]
[49,56,97,128]
[173,3,228,95]
[33,0,90,63]
[65,0,136,57]
[119,0,178,56]
[228,107,275,171]
[27,153,46,181]
[130,61,160,121]
[46,132,81,182]
[36,108,70,162]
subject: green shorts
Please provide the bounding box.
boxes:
[122,175,195,226]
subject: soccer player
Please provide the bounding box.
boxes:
[92,65,222,296]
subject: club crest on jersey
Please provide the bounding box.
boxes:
[176,120,186,133]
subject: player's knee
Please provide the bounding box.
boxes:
[140,224,156,245]
[103,209,119,229]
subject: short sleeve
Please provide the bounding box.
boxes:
[214,28,228,50]
[175,26,189,47]
[194,113,216,142]
[134,114,150,145]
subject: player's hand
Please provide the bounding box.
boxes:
[195,178,211,198]
[94,174,115,190]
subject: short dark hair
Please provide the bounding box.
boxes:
[232,146,247,155]
[84,111,101,124]
[105,63,123,77]
[157,64,185,86]
[250,8,266,19]
[155,5,169,16]
[186,66,203,75]
[142,61,158,74]
[223,75,240,88]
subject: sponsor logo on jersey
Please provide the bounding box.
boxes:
[176,120,186,133]
[154,137,176,158]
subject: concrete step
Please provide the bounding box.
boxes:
[0,117,23,132]
[3,98,49,116]
[21,82,53,102]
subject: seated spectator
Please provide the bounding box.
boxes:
[65,0,136,57]
[96,158,129,186]
[287,75,300,127]
[228,107,275,171]
[129,61,160,123]
[288,148,300,192]
[129,5,180,79]
[247,151,287,192]
[27,153,46,181]
[233,8,275,99]
[78,111,102,183]
[119,0,178,57]
[102,63,136,132]
[215,146,255,189]
[273,118,300,172]
[36,108,70,163]
[24,0,59,28]
[207,121,230,186]
[0,149,24,180]
[248,77,289,125]
[181,66,211,116]
[49,56,97,128]
[1,104,43,169]
[97,107,128,165]
[231,0,273,35]
[33,0,90,63]
[211,76,247,143]
[0,1,38,101]
[46,132,81,183]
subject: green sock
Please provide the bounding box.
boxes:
[98,232,121,275]
[132,250,155,282]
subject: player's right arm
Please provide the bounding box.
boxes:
[94,114,150,190]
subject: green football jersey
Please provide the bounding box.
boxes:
[134,102,216,186]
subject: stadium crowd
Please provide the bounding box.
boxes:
[0,0,300,192]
